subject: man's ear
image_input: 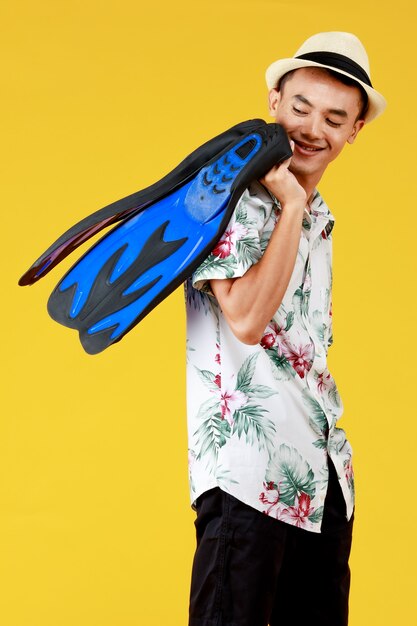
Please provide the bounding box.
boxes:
[268,88,281,117]
[347,119,365,144]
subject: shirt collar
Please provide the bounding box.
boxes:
[308,189,333,218]
[303,189,335,239]
[253,182,334,237]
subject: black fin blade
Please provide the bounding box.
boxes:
[48,221,187,352]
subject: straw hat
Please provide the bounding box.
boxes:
[265,32,386,123]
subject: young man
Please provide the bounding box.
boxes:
[185,32,385,626]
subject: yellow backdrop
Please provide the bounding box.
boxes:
[1,1,416,624]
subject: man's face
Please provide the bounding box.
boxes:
[268,67,365,183]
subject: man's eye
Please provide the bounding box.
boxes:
[292,107,306,115]
[327,119,342,128]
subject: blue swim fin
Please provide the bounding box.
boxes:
[19,120,291,354]
[19,119,266,286]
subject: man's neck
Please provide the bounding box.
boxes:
[294,172,322,211]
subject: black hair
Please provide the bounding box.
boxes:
[277,68,369,121]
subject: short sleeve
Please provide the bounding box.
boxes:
[191,182,276,293]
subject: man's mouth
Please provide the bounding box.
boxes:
[292,140,325,155]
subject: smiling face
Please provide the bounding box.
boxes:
[268,67,365,187]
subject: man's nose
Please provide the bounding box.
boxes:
[300,115,321,140]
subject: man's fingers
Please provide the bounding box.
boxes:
[259,140,295,184]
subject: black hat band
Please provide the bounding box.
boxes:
[295,51,373,87]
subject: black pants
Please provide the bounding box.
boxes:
[189,460,353,626]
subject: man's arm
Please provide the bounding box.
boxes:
[210,148,306,345]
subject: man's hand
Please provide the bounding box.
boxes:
[258,141,307,210]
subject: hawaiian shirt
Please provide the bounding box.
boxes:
[185,180,354,533]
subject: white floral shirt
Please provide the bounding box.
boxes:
[185,181,354,533]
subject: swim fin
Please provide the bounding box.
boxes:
[19,119,268,287]
[19,120,291,354]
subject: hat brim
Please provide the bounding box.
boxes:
[265,58,386,123]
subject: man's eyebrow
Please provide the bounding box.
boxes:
[293,95,348,118]
[294,95,312,106]
[327,108,348,118]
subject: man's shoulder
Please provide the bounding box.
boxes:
[232,180,278,227]
[246,180,278,205]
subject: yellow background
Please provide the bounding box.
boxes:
[1,1,416,624]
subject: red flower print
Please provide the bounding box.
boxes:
[215,343,221,365]
[219,387,247,425]
[279,492,315,528]
[211,223,248,258]
[344,458,354,483]
[259,481,280,515]
[228,222,249,242]
[213,238,232,258]
[210,375,248,427]
[260,321,284,350]
[260,333,275,349]
[317,370,332,393]
[281,341,314,378]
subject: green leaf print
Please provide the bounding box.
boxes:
[308,506,325,523]
[236,353,259,392]
[292,287,303,318]
[284,311,294,331]
[293,272,311,318]
[266,444,316,506]
[260,230,272,253]
[302,216,311,230]
[218,418,232,447]
[194,351,278,464]
[194,367,219,392]
[265,349,295,381]
[194,398,229,466]
[302,290,310,317]
[246,384,278,399]
[233,405,276,455]
[302,389,328,435]
[235,202,257,228]
[328,427,348,455]
[313,437,328,449]
[195,412,230,465]
[236,236,261,266]
[215,466,239,488]
[258,204,268,221]
[328,384,341,407]
[193,254,236,282]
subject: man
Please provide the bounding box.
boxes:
[185,32,385,626]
